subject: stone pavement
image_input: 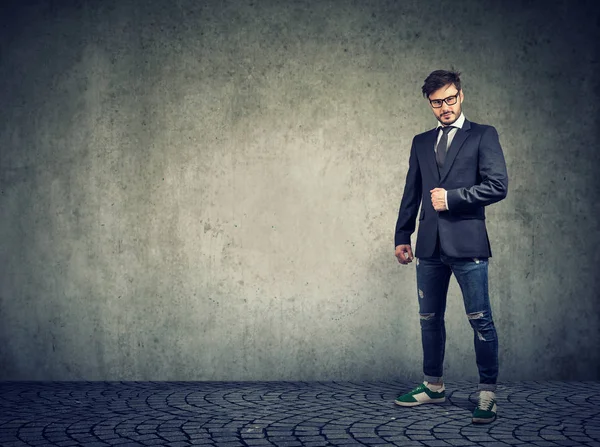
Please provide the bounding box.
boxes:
[0,381,599,447]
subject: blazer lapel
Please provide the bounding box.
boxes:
[439,120,472,182]
[423,128,440,181]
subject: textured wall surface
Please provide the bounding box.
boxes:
[1,0,599,381]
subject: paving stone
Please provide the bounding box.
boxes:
[390,442,427,447]
[431,432,465,439]
[324,433,353,439]
[75,443,111,447]
[493,439,524,445]
[446,439,477,446]
[353,438,390,444]
[211,436,239,443]
[139,440,167,446]
[297,435,327,442]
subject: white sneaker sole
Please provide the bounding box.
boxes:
[472,415,496,424]
[394,397,446,407]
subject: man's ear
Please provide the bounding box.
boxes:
[459,90,465,103]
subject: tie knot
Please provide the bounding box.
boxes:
[440,126,455,134]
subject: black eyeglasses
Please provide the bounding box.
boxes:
[429,91,460,108]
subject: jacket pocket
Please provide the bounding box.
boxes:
[448,210,485,220]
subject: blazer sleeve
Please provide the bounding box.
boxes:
[394,138,422,247]
[446,126,508,212]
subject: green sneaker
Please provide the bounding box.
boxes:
[394,383,446,407]
[472,391,497,423]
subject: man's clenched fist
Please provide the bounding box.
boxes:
[395,244,414,264]
[430,187,448,211]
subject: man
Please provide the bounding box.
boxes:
[393,70,508,424]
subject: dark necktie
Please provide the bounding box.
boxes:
[436,126,454,170]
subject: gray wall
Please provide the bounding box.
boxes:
[1,0,599,381]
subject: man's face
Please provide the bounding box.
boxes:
[428,83,464,126]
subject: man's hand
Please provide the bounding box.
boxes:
[430,188,448,211]
[395,244,414,264]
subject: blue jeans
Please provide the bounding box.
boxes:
[416,253,499,391]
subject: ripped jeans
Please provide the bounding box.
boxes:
[416,254,498,391]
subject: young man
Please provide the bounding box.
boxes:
[393,70,508,424]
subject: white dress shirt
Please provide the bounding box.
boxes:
[435,113,466,210]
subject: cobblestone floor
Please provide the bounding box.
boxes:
[1,381,599,446]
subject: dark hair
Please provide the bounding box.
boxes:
[422,69,462,98]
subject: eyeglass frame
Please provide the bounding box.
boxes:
[429,91,461,108]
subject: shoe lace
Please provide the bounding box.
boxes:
[478,391,495,409]
[411,383,427,394]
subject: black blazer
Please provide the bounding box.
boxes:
[394,119,508,258]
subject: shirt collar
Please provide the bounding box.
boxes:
[436,113,466,130]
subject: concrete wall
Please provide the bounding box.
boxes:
[1,0,599,381]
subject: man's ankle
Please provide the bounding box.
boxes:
[425,381,444,391]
